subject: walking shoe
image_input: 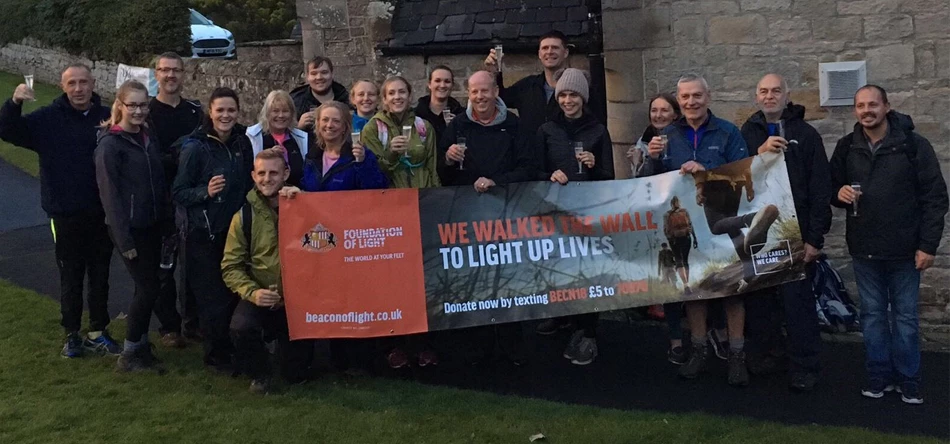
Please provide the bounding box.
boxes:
[570,337,598,366]
[249,379,271,395]
[789,372,819,392]
[182,325,203,341]
[116,345,166,375]
[678,344,708,379]
[386,348,409,369]
[667,345,687,365]
[84,331,122,356]
[417,349,439,367]
[160,332,187,349]
[744,205,779,254]
[860,378,896,399]
[899,382,923,405]
[61,332,83,358]
[562,330,585,360]
[706,330,728,361]
[536,318,570,336]
[727,350,750,387]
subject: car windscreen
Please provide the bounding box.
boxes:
[190,10,213,26]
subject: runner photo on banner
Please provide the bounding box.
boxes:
[280,151,804,339]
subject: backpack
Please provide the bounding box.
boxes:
[667,210,691,237]
[811,254,860,333]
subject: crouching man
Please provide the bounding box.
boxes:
[221,148,314,393]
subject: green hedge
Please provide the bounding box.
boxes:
[0,0,191,66]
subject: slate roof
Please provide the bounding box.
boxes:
[383,0,597,51]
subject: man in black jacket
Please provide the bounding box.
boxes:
[484,31,603,137]
[439,70,536,365]
[290,56,349,131]
[148,51,205,347]
[740,73,831,392]
[831,85,948,405]
[0,64,120,358]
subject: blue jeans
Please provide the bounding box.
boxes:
[851,257,921,384]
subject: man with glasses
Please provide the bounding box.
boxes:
[148,52,205,347]
[0,64,119,358]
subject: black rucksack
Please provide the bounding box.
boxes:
[811,254,860,333]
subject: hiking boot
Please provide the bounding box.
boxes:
[678,344,708,379]
[116,345,166,375]
[386,348,408,369]
[562,330,585,360]
[706,330,728,361]
[899,382,923,405]
[667,345,687,365]
[249,379,270,395]
[570,337,598,366]
[727,350,750,387]
[536,318,570,336]
[860,378,896,399]
[160,332,187,349]
[61,332,83,358]
[84,331,122,356]
[789,372,818,392]
[417,349,439,367]
[182,325,203,341]
[744,205,779,254]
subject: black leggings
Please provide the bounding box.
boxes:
[669,236,692,269]
[114,226,163,343]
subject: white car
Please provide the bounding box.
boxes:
[190,8,235,59]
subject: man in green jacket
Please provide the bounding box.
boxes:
[221,148,313,393]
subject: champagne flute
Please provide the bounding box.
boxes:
[24,73,34,101]
[268,284,281,311]
[574,141,584,174]
[659,134,669,160]
[442,108,452,124]
[851,182,862,217]
[401,125,412,159]
[457,137,467,170]
[494,44,504,73]
[211,167,227,204]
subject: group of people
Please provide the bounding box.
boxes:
[1,29,945,404]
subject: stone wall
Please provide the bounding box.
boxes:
[603,0,950,325]
[236,40,304,63]
[0,39,306,124]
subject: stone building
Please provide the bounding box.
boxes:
[296,0,950,325]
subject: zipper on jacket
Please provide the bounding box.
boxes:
[202,209,214,241]
[130,194,135,220]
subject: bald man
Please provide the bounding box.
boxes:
[438,70,537,366]
[0,64,119,358]
[740,73,831,392]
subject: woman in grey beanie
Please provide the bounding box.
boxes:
[532,67,614,365]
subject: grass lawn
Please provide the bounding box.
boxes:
[0,279,939,444]
[0,71,61,177]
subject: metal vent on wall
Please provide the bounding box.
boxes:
[819,61,867,107]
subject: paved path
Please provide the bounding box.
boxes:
[0,160,946,439]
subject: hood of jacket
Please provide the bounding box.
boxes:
[52,92,104,114]
[551,108,599,133]
[465,97,509,126]
[849,111,915,146]
[188,122,249,146]
[373,109,420,129]
[746,102,807,127]
[290,81,349,103]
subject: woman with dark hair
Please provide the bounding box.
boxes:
[96,80,167,372]
[414,65,465,140]
[629,92,680,176]
[173,87,254,372]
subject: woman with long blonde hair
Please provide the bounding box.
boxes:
[95,80,168,373]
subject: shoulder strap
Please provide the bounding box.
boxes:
[241,201,252,260]
[903,130,918,167]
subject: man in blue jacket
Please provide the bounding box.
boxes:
[639,74,758,387]
[0,64,120,358]
[831,85,948,405]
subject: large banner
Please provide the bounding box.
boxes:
[280,152,806,339]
